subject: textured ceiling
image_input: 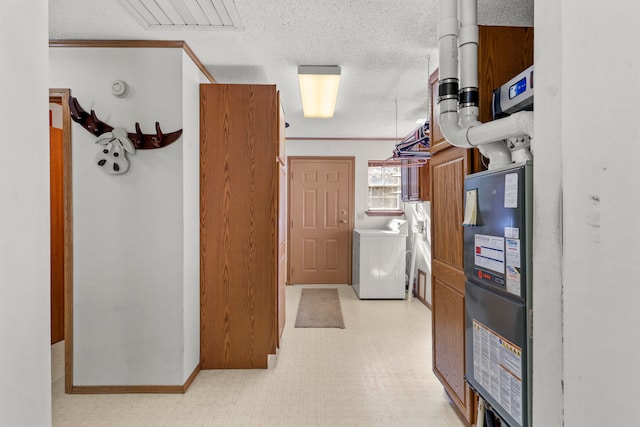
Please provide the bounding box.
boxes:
[49,0,533,139]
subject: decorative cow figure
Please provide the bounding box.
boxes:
[95,128,135,175]
[68,97,183,175]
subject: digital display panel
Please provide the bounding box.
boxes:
[509,77,527,99]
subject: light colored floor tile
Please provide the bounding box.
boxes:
[52,285,465,427]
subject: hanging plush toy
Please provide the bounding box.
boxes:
[95,128,135,175]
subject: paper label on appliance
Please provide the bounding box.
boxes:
[506,266,521,297]
[505,238,521,268]
[472,320,523,425]
[463,189,478,226]
[474,234,505,274]
[504,173,519,208]
[505,227,519,239]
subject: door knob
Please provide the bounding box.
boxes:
[341,210,347,214]
[340,219,348,224]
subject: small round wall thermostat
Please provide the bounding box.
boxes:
[112,80,129,98]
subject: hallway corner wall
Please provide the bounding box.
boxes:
[557,1,640,425]
[49,47,198,386]
[535,0,640,425]
[0,1,52,425]
[181,51,208,381]
[532,0,564,425]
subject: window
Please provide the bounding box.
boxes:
[367,160,403,214]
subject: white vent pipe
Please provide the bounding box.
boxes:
[437,0,533,169]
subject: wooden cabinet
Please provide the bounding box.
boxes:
[418,161,430,201]
[401,161,420,202]
[200,84,285,369]
[430,144,476,421]
[428,26,533,424]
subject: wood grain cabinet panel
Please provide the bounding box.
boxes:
[200,84,284,369]
[477,26,534,123]
[401,161,420,202]
[432,279,466,402]
[431,148,467,269]
[429,144,474,422]
[419,160,430,201]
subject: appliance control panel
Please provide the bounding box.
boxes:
[492,65,534,119]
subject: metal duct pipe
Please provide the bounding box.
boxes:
[437,0,533,169]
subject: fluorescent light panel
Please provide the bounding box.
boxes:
[298,65,341,118]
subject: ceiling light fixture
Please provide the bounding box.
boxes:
[298,65,341,118]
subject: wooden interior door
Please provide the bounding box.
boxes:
[289,157,354,284]
[50,100,65,344]
[49,88,74,392]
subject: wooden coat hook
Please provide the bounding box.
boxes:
[68,96,182,149]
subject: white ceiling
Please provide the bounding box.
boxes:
[49,0,533,139]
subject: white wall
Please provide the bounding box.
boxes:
[49,47,201,386]
[0,1,52,425]
[562,0,640,424]
[532,0,564,424]
[535,0,640,425]
[287,139,404,229]
[403,53,438,306]
[181,52,207,382]
[404,202,432,304]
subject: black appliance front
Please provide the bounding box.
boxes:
[463,163,532,427]
[465,280,527,427]
[463,164,530,300]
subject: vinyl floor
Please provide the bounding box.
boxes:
[52,284,466,427]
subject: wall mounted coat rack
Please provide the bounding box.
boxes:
[68,96,182,149]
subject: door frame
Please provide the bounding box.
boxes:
[287,156,355,285]
[50,88,74,393]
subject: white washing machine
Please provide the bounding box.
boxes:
[352,219,408,299]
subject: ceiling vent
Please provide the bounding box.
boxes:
[118,0,244,30]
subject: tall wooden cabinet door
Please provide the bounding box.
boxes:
[430,145,476,422]
[419,161,430,201]
[200,84,278,369]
